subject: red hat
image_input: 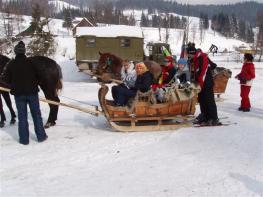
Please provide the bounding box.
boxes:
[165,56,173,62]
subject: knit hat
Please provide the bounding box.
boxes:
[14,41,26,55]
[164,56,173,62]
[186,42,197,55]
[178,58,188,66]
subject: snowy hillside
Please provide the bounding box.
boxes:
[1,12,262,197]
[123,10,249,55]
[48,0,79,13]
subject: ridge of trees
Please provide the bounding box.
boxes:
[0,0,262,46]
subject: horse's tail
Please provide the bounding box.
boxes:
[56,79,63,92]
[55,63,63,94]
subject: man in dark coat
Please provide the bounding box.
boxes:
[3,41,48,145]
[187,43,221,126]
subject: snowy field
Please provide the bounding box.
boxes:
[0,55,262,197]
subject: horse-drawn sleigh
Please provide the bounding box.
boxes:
[93,52,231,131]
[0,51,231,132]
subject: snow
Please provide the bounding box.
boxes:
[1,11,263,197]
[76,25,144,38]
[48,0,79,13]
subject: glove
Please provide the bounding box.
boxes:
[239,77,247,84]
[185,81,191,88]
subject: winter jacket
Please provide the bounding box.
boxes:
[151,63,176,90]
[120,62,137,89]
[175,65,191,84]
[236,62,255,86]
[3,54,39,96]
[133,71,153,93]
[192,50,214,89]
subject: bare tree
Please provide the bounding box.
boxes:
[165,14,170,44]
[191,24,197,43]
[256,10,263,61]
[1,5,14,38]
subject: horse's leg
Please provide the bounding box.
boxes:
[0,94,6,127]
[2,92,16,124]
[42,87,60,128]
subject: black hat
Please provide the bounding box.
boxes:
[244,53,253,62]
[186,42,197,55]
[14,41,26,55]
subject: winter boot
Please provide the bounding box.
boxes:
[201,119,222,126]
[242,108,250,112]
[193,113,206,124]
[38,135,48,143]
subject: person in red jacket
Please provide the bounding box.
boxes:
[151,56,177,102]
[187,43,220,126]
[151,56,176,90]
[235,53,255,112]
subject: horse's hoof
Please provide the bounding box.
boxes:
[0,121,5,128]
[10,118,16,125]
[44,122,56,129]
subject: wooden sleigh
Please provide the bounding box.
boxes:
[213,67,232,95]
[98,83,201,132]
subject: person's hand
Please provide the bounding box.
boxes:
[240,77,247,84]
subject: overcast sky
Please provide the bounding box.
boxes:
[175,0,263,4]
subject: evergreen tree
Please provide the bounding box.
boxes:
[63,9,73,30]
[229,14,238,37]
[257,10,263,61]
[169,15,175,28]
[31,3,42,33]
[27,32,57,57]
[140,12,149,27]
[246,24,254,43]
[203,14,209,29]
[238,20,246,40]
[152,14,159,28]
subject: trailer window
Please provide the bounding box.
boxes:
[120,39,130,47]
[148,45,153,55]
[86,38,96,47]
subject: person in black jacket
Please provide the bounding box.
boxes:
[3,41,48,145]
[113,62,153,106]
[186,43,220,126]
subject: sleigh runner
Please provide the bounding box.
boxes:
[98,83,200,131]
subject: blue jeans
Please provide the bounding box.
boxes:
[15,94,47,143]
[112,85,136,105]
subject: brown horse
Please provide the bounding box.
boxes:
[0,54,63,128]
[97,52,162,82]
[97,52,123,80]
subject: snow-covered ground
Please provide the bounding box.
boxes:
[1,12,263,197]
[1,54,263,197]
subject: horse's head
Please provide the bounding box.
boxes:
[98,52,123,77]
